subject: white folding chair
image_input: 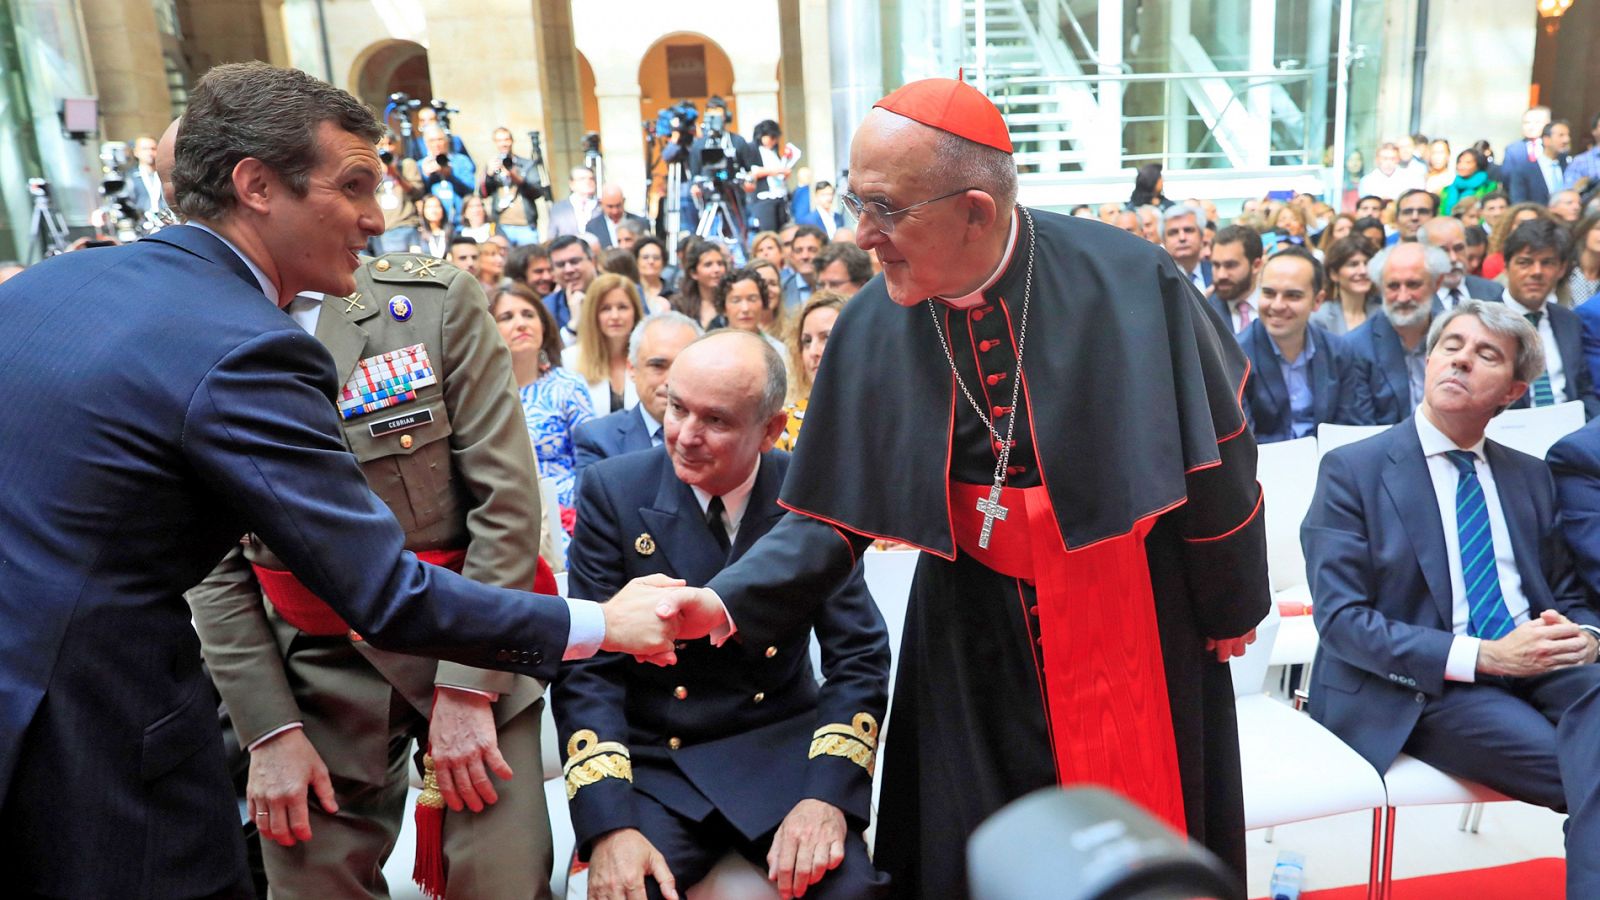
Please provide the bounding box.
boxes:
[1486,399,1586,458]
[1377,754,1512,899]
[1233,604,1387,900]
[1256,438,1322,684]
[1316,423,1390,459]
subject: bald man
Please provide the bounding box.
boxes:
[556,331,890,900]
[586,183,650,249]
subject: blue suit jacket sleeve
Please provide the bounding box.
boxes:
[571,419,606,490]
[552,466,641,855]
[182,328,568,678]
[1303,449,1454,696]
[1548,425,1600,604]
[1333,339,1377,426]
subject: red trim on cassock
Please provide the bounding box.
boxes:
[1182,483,1264,544]
[1217,356,1252,445]
[950,479,1188,833]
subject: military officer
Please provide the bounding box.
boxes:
[555,331,891,900]
[187,250,556,899]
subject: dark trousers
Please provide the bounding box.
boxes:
[633,794,888,900]
[1403,664,1600,896]
[748,197,790,233]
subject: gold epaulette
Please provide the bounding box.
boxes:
[808,712,880,775]
[563,730,633,799]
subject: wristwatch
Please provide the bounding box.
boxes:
[1578,624,1600,659]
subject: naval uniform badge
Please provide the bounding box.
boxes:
[388,295,413,322]
[634,533,656,556]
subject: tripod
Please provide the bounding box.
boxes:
[30,190,71,259]
[693,177,747,252]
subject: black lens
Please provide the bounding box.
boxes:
[436,153,450,168]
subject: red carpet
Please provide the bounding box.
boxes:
[1252,857,1565,899]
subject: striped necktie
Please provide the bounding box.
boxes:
[1524,311,1556,406]
[1446,450,1514,640]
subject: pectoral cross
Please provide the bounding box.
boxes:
[975,480,1009,549]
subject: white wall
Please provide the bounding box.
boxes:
[1418,0,1536,152]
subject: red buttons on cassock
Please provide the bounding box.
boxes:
[972,307,991,321]
[1007,465,1027,476]
[992,405,1012,418]
[986,372,1008,385]
[979,339,1000,352]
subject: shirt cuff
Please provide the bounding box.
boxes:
[1445,635,1482,683]
[435,685,499,702]
[246,721,304,752]
[705,588,736,646]
[564,597,606,661]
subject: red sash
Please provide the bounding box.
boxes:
[252,548,559,637]
[950,480,1187,833]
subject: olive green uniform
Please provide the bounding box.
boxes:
[188,253,552,899]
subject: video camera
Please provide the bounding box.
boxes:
[655,101,698,141]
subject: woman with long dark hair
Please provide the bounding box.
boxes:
[1126,163,1174,211]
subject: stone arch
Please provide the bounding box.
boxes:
[636,32,738,133]
[348,39,431,114]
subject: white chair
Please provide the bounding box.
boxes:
[1377,754,1511,899]
[1316,423,1390,458]
[1256,438,1322,678]
[1485,399,1585,458]
[1233,604,1386,900]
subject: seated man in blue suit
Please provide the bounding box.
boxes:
[555,331,891,900]
[1344,242,1449,423]
[1236,246,1373,442]
[573,311,702,485]
[1304,299,1600,897]
[1498,219,1599,419]
[0,62,700,899]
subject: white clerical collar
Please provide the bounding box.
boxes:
[936,208,1019,308]
[690,457,761,533]
[185,221,279,307]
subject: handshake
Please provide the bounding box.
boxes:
[597,574,731,665]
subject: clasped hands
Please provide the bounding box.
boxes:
[1478,609,1600,677]
[600,574,730,666]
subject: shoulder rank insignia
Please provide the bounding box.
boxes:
[808,713,880,775]
[342,292,365,313]
[634,533,656,556]
[388,295,413,322]
[563,730,633,799]
[411,257,441,279]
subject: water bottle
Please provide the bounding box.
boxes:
[1268,849,1305,900]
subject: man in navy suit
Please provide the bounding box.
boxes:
[573,312,702,485]
[1206,225,1262,333]
[556,331,890,900]
[1497,219,1598,418]
[586,183,653,249]
[0,62,703,899]
[1345,242,1449,423]
[544,234,597,343]
[1162,203,1212,295]
[1508,120,1572,206]
[1235,247,1373,442]
[1304,299,1600,897]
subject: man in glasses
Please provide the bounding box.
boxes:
[1391,188,1438,245]
[661,77,1269,898]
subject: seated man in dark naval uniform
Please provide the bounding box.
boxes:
[554,330,891,900]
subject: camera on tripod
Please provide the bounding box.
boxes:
[526,131,545,168]
[655,101,698,142]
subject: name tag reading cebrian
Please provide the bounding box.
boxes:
[369,408,434,437]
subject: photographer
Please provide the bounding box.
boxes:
[419,123,476,224]
[372,129,428,253]
[122,135,167,218]
[480,127,548,245]
[746,119,800,232]
[405,104,471,162]
[687,97,758,239]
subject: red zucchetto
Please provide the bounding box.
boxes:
[873,78,1014,154]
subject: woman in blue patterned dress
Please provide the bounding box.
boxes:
[491,283,594,533]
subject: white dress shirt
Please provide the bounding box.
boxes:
[639,405,664,446]
[1415,413,1531,683]
[1503,287,1565,399]
[689,459,761,545]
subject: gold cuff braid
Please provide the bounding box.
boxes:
[808,713,880,775]
[563,730,633,800]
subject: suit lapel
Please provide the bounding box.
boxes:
[729,454,786,561]
[1374,316,1412,409]
[315,293,380,386]
[1380,422,1455,628]
[1308,328,1337,423]
[1550,306,1579,401]
[1485,441,1547,610]
[639,459,727,586]
[1247,325,1288,424]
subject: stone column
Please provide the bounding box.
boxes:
[80,0,171,139]
[593,82,648,207]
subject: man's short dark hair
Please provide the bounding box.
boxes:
[1463,224,1489,248]
[792,224,828,246]
[1266,244,1325,295]
[1503,219,1572,262]
[1212,225,1263,263]
[1398,189,1439,215]
[1480,190,1510,207]
[173,62,381,221]
[448,235,478,251]
[813,242,872,286]
[548,233,592,259]
[1357,195,1387,210]
[505,243,548,285]
[752,119,781,144]
[1544,120,1571,139]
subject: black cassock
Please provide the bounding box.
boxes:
[708,208,1270,898]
